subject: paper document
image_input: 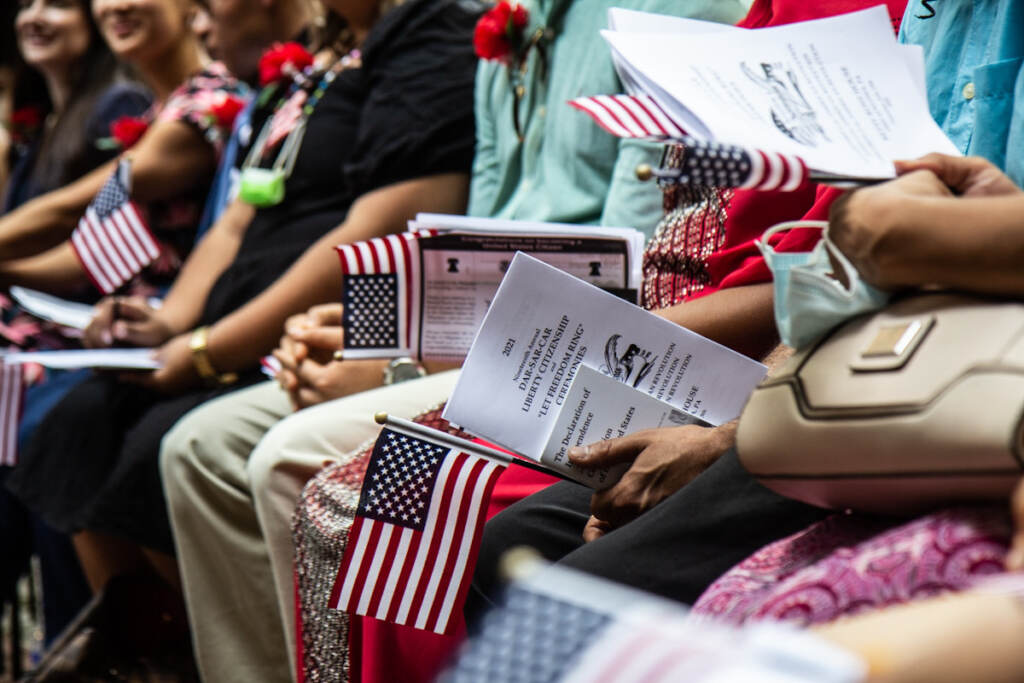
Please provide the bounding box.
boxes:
[443,253,766,471]
[541,366,705,487]
[1,348,161,370]
[9,287,95,330]
[340,215,645,362]
[601,6,956,178]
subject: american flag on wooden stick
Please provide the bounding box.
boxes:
[0,361,24,466]
[335,230,436,359]
[330,425,505,635]
[442,560,866,683]
[569,94,809,192]
[70,160,160,294]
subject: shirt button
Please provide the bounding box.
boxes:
[537,106,546,118]
[962,82,975,100]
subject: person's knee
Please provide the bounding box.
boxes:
[160,401,246,498]
[159,408,211,495]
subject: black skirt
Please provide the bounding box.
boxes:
[6,375,256,555]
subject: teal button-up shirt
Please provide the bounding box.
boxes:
[900,0,1024,184]
[467,0,747,238]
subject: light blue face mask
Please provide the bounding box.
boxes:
[757,221,891,350]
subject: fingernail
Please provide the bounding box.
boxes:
[568,445,588,461]
[112,322,126,339]
[101,331,113,346]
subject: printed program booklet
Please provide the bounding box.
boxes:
[601,6,957,180]
[443,253,766,487]
[339,214,645,362]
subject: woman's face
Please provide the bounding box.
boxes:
[15,0,93,73]
[91,0,187,64]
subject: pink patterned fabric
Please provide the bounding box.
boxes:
[692,506,1012,626]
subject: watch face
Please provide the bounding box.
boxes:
[388,359,426,384]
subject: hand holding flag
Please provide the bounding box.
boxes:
[70,160,161,294]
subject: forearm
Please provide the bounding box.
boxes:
[840,193,1024,295]
[156,200,254,334]
[816,590,1024,683]
[207,233,344,372]
[0,161,114,260]
[206,173,470,373]
[0,242,88,293]
[654,283,778,360]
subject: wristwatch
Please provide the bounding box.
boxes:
[189,326,238,387]
[382,357,427,386]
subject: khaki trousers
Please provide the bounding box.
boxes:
[160,371,460,683]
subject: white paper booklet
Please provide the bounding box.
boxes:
[1,348,161,370]
[339,215,645,362]
[443,253,766,476]
[601,6,956,179]
[9,286,95,330]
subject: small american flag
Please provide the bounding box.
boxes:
[330,426,505,635]
[335,230,435,359]
[70,160,160,294]
[569,94,808,192]
[443,562,866,683]
[0,361,24,466]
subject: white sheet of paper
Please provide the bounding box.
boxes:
[417,233,636,361]
[606,7,927,99]
[1,348,161,370]
[602,7,958,177]
[443,253,766,460]
[541,365,705,488]
[9,286,95,330]
[410,213,645,286]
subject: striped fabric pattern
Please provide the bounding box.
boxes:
[569,94,809,192]
[70,161,160,294]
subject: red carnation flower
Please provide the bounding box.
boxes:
[110,116,149,149]
[474,1,529,62]
[210,94,246,129]
[259,42,314,87]
[10,106,43,131]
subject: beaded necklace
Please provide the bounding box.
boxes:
[239,49,361,207]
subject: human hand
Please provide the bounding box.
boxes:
[118,332,199,394]
[274,303,343,367]
[568,422,736,543]
[828,170,954,290]
[275,356,388,410]
[84,296,174,348]
[896,154,1022,198]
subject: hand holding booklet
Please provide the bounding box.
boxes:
[443,253,766,487]
[580,6,958,183]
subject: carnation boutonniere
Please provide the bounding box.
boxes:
[208,93,247,130]
[259,42,314,88]
[8,106,44,147]
[474,1,551,140]
[96,116,150,151]
[474,1,529,63]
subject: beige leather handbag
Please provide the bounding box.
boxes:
[737,292,1024,514]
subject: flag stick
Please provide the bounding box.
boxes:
[374,412,574,483]
[634,163,890,188]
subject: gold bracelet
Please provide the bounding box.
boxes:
[188,326,238,387]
